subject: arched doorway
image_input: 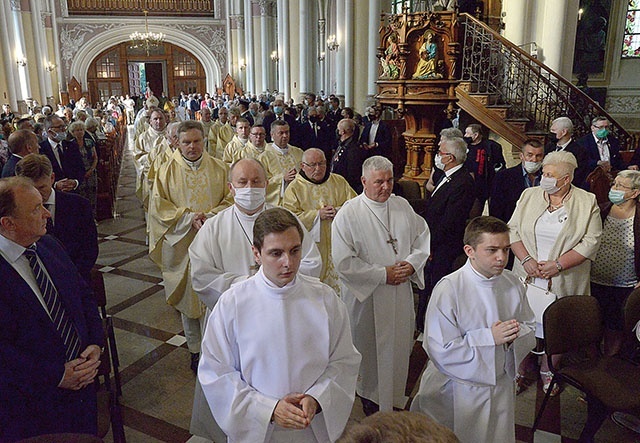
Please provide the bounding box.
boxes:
[87,41,206,104]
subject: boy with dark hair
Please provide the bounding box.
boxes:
[412,216,535,443]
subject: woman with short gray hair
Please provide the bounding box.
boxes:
[591,170,640,356]
[508,150,602,395]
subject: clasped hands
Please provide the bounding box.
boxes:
[492,319,520,346]
[522,258,559,279]
[385,261,414,286]
[58,344,101,390]
[272,393,319,430]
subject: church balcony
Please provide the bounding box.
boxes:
[67,0,214,17]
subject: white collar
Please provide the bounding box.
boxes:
[444,163,463,177]
[0,233,29,264]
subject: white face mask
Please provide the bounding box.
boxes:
[233,186,266,211]
[540,175,566,194]
[434,154,446,171]
[523,161,542,174]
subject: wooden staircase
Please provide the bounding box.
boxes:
[456,13,633,153]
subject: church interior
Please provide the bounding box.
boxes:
[2,0,640,442]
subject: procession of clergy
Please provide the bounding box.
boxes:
[133,102,534,443]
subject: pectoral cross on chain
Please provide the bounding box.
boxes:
[387,234,398,255]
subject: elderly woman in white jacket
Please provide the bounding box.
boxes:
[508,150,602,395]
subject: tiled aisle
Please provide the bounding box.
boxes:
[98,136,638,442]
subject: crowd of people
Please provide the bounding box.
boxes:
[2,86,640,443]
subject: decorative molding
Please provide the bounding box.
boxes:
[174,24,227,69]
[60,23,126,72]
[41,11,53,28]
[229,14,244,30]
[10,0,21,11]
[606,95,640,114]
[59,0,68,17]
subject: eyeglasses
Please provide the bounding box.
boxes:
[250,132,266,137]
[593,124,609,130]
[51,125,67,130]
[437,150,454,158]
[302,161,327,168]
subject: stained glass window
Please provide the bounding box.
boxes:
[623,1,640,58]
[96,51,120,78]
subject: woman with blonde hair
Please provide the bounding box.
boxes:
[509,150,602,395]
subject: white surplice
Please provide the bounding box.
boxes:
[189,204,322,309]
[411,260,536,443]
[198,269,361,443]
[331,193,430,410]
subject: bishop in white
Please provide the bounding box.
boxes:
[332,156,430,413]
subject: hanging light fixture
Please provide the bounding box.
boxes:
[129,9,165,55]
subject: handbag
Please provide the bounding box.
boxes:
[521,276,557,325]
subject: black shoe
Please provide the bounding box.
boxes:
[190,352,200,374]
[359,396,380,416]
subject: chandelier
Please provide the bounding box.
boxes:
[129,10,165,55]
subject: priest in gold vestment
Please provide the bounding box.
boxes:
[148,120,232,372]
[134,107,167,205]
[259,120,303,206]
[283,148,356,292]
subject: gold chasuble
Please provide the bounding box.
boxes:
[148,149,233,318]
[259,144,303,206]
[215,124,234,161]
[283,173,356,292]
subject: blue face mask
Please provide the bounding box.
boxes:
[596,128,610,139]
[608,189,626,205]
[274,106,283,115]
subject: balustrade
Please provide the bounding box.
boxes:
[67,0,214,17]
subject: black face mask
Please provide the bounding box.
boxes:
[463,136,473,144]
[309,116,318,123]
[548,132,558,144]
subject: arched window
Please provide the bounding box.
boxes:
[623,1,640,58]
[96,51,120,78]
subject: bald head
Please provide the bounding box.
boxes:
[8,130,39,156]
[229,158,268,185]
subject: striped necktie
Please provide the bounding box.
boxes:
[23,245,81,361]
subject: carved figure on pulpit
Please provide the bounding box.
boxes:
[412,31,442,79]
[381,33,400,80]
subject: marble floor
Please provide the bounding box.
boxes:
[98,134,639,443]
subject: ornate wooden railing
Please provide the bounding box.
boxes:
[67,0,214,17]
[460,13,633,150]
[96,117,126,220]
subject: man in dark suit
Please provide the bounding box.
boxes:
[297,106,333,153]
[16,154,98,283]
[360,107,392,160]
[490,139,544,223]
[545,116,589,186]
[463,123,506,218]
[417,136,476,335]
[0,176,103,442]
[238,99,254,126]
[331,118,369,193]
[576,116,626,177]
[39,115,85,192]
[261,99,297,143]
[1,129,39,177]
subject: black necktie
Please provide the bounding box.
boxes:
[44,203,54,232]
[23,245,81,361]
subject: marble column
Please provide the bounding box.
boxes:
[343,0,354,107]
[502,0,528,47]
[298,0,311,96]
[366,0,381,99]
[539,0,576,75]
[244,0,255,95]
[0,1,20,108]
[335,0,345,102]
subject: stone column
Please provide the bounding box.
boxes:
[502,0,528,46]
[539,0,571,74]
[244,0,255,95]
[344,0,354,107]
[366,0,381,99]
[0,1,20,108]
[279,0,290,98]
[335,0,345,102]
